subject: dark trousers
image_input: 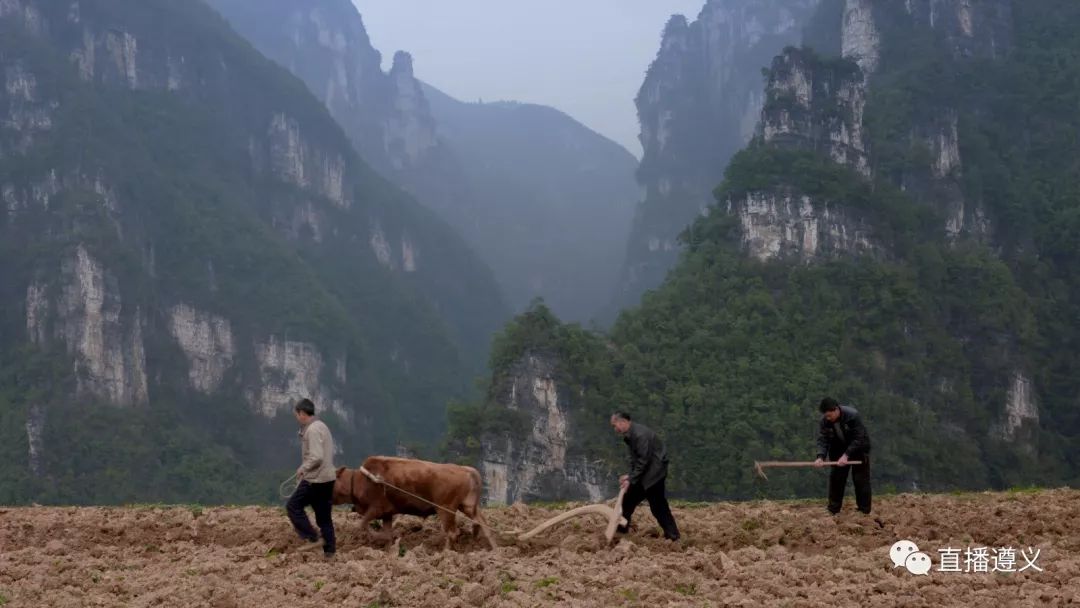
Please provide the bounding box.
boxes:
[827,454,871,514]
[286,480,336,554]
[621,478,680,540]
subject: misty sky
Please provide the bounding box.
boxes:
[353,1,705,157]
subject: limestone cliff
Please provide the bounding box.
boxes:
[837,0,1011,239]
[205,0,508,366]
[721,0,1015,261]
[715,0,1036,458]
[760,48,868,176]
[457,0,1073,499]
[478,352,608,505]
[611,0,820,313]
[208,0,638,324]
[613,0,1014,316]
[726,190,877,261]
[444,304,618,504]
[0,0,504,502]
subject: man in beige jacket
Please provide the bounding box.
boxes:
[286,398,336,557]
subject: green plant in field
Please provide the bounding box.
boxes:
[676,582,697,595]
[740,518,762,531]
[498,571,518,595]
[437,577,463,592]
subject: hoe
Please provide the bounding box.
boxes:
[753,460,862,481]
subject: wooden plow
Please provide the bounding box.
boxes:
[515,487,628,545]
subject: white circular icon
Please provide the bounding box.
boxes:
[890,540,920,568]
[905,551,932,575]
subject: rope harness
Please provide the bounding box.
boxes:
[277,467,627,544]
[352,466,519,538]
[278,472,299,500]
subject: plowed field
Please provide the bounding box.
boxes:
[1,489,1077,607]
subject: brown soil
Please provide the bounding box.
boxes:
[1,489,1077,607]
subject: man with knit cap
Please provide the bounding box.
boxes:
[287,397,336,557]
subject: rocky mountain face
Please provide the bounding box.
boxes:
[475,351,609,505]
[206,0,500,364]
[722,0,1016,277]
[207,0,639,323]
[699,0,1056,485]
[205,0,438,182]
[445,304,618,504]
[458,0,1080,501]
[609,0,820,314]
[0,0,507,503]
[734,0,1012,263]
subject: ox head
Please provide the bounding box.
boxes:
[332,466,354,505]
[332,466,380,506]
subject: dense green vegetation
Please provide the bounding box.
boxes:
[5,0,1080,506]
[950,1,1080,456]
[451,1,1080,500]
[445,301,622,468]
[0,347,282,504]
[0,0,504,504]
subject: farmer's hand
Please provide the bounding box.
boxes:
[619,475,629,490]
[814,457,824,468]
[837,454,849,466]
[296,467,305,480]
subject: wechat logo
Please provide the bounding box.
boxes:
[890,540,932,575]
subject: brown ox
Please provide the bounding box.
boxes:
[333,456,497,550]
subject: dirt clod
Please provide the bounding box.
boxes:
[0,490,1076,606]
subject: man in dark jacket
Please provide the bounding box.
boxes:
[814,397,872,515]
[610,411,680,541]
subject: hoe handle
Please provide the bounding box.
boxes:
[757,460,862,467]
[753,460,863,480]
